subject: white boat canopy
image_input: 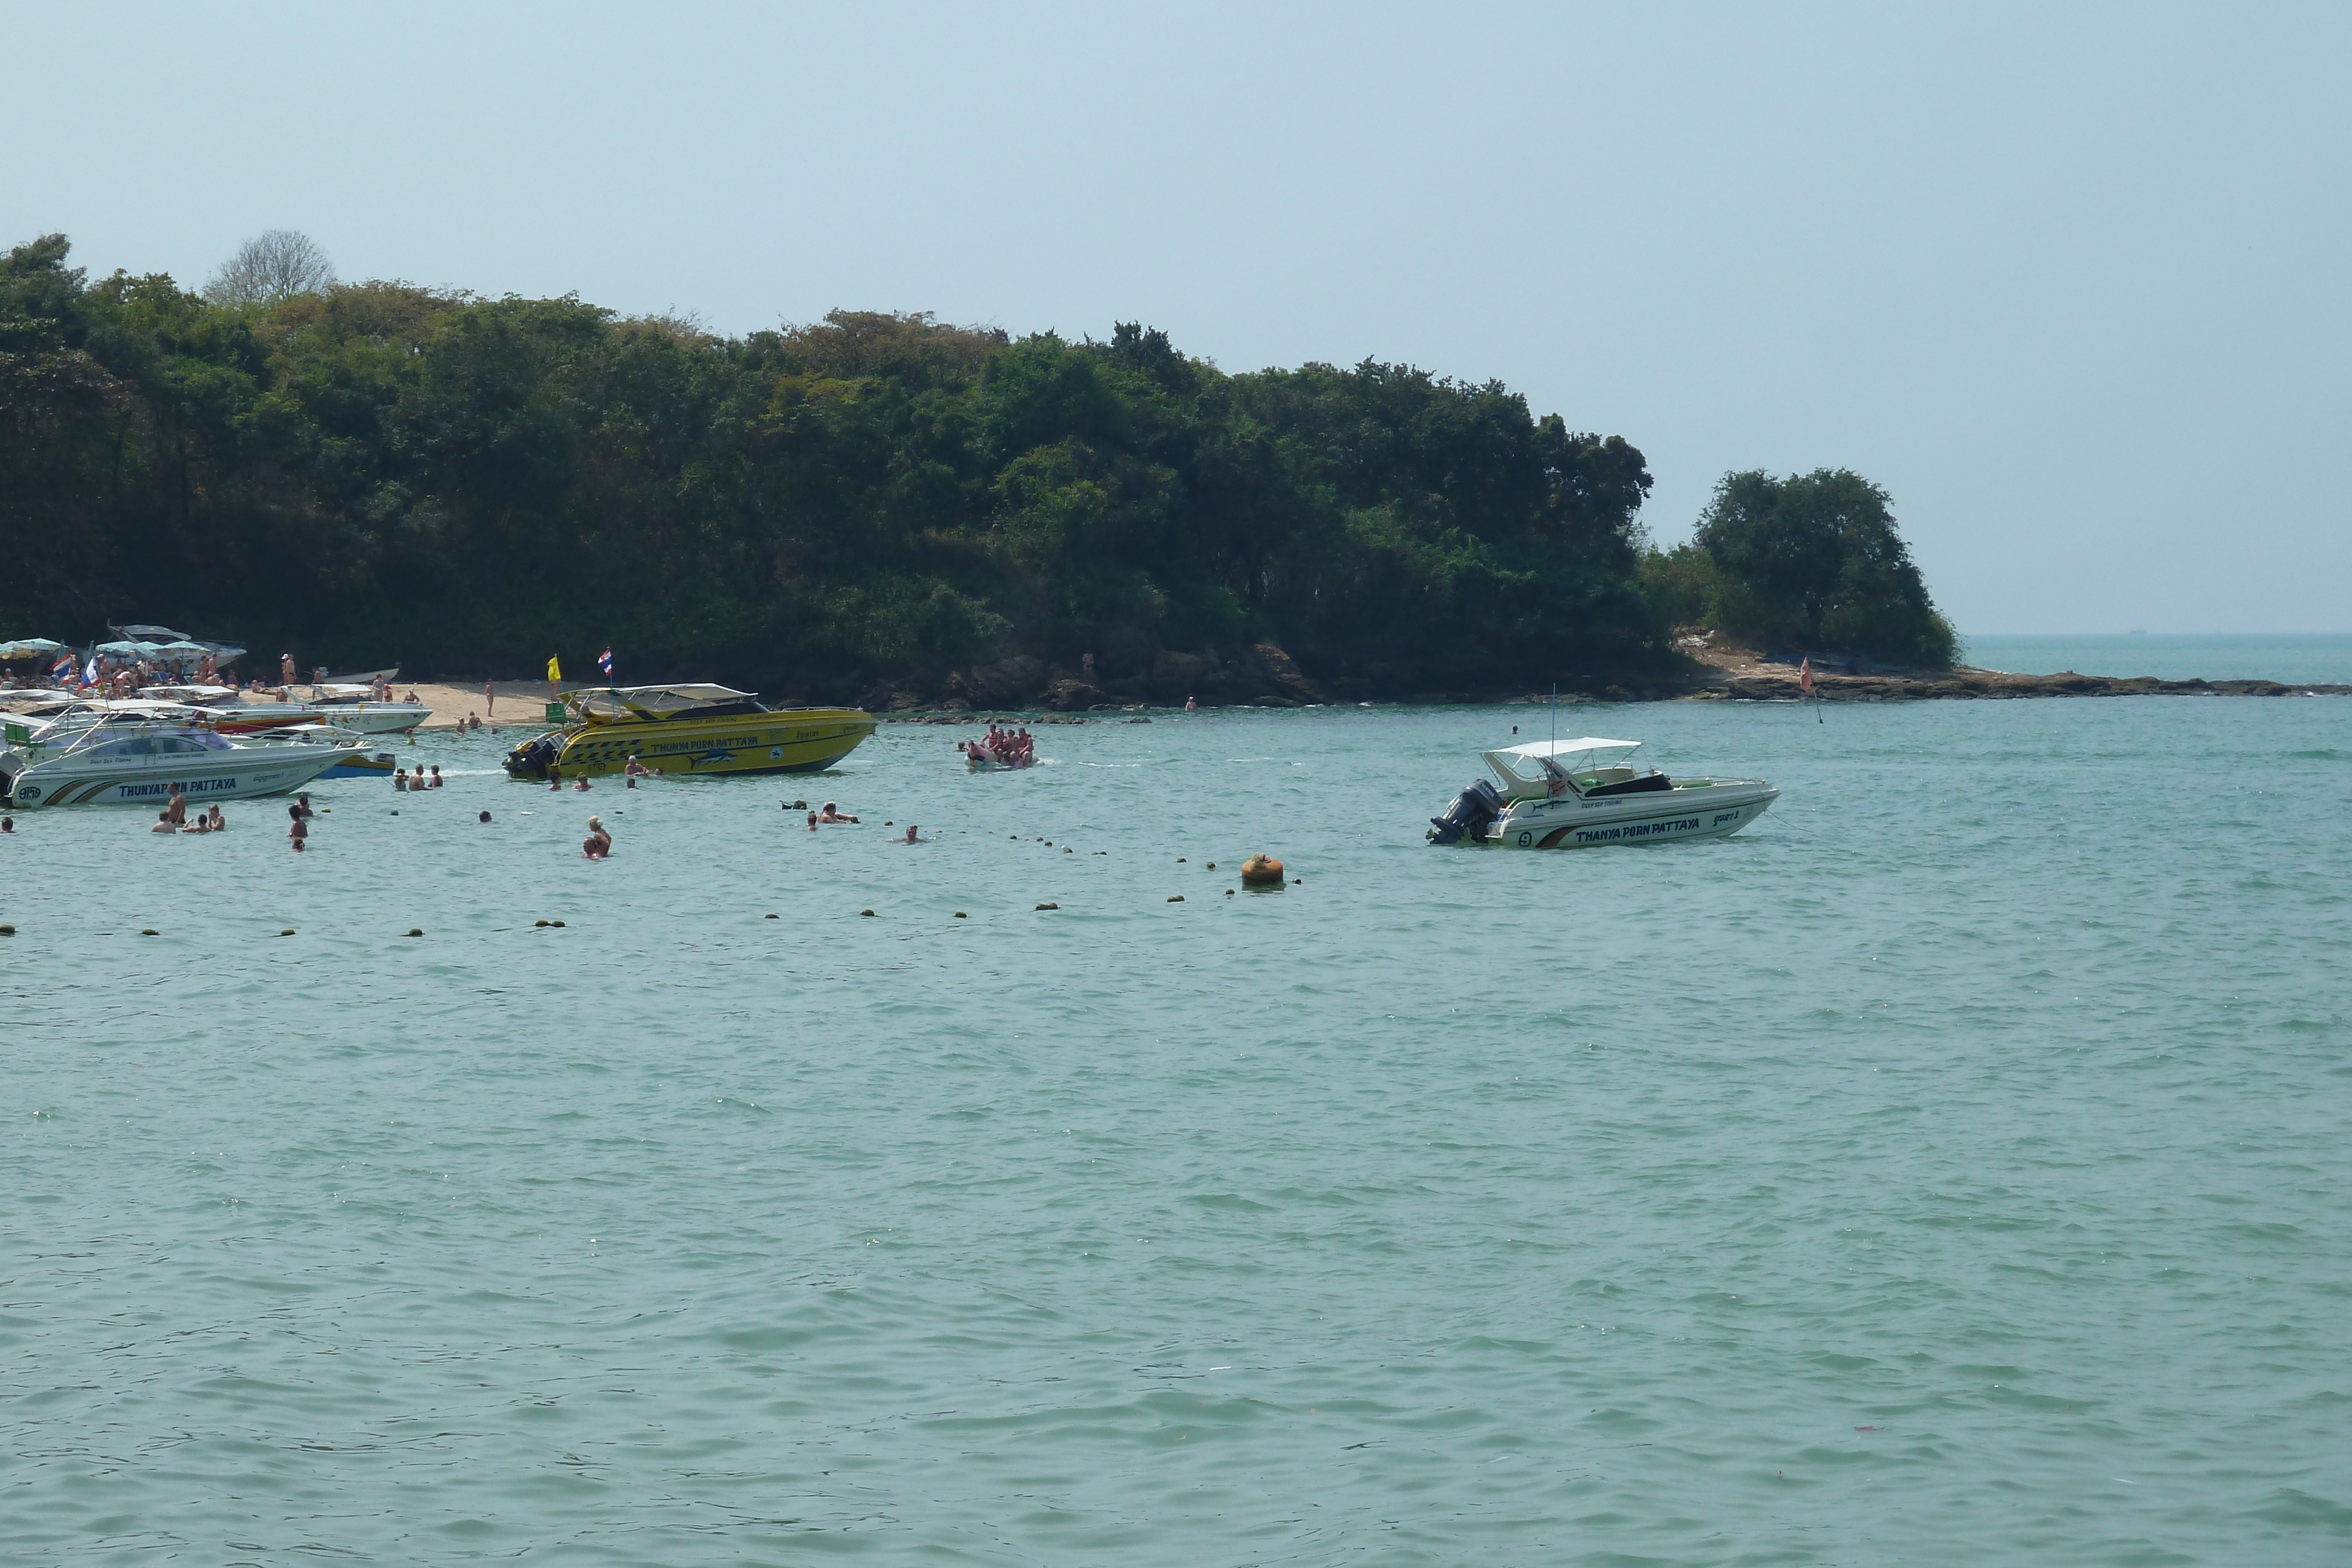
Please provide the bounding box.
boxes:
[570,683,757,720]
[1499,737,1641,760]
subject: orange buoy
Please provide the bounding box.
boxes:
[1240,853,1284,887]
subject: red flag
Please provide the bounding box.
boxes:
[1799,656,1814,697]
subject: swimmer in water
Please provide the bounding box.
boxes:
[817,801,858,823]
[151,811,176,834]
[572,775,592,791]
[583,815,611,858]
[288,804,309,850]
[806,810,818,831]
[901,823,922,844]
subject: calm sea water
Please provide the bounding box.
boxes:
[6,689,2351,1566]
[1962,634,2352,685]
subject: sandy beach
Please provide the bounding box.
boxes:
[406,680,560,730]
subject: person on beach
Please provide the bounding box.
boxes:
[280,653,296,687]
[165,785,186,825]
[583,815,611,858]
[151,811,176,834]
[817,801,858,823]
[485,679,495,717]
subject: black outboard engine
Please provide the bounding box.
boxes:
[503,735,562,780]
[1427,777,1504,845]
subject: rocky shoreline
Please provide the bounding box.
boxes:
[860,639,2349,716]
[1689,663,2351,703]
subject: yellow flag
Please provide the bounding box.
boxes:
[547,656,562,682]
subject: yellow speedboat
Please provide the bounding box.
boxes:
[501,684,875,781]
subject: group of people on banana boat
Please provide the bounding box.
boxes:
[963,724,1035,768]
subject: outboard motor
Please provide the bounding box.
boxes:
[1427,777,1504,845]
[503,735,562,780]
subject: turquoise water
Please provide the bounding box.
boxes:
[1962,634,2352,685]
[6,694,2352,1565]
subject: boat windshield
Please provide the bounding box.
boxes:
[569,684,767,722]
[1483,738,1645,800]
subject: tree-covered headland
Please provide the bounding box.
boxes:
[1,234,1955,704]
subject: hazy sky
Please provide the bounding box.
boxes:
[10,2,2346,633]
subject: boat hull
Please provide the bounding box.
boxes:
[509,708,876,780]
[205,703,427,736]
[1491,781,1779,848]
[2,750,350,808]
[317,751,396,779]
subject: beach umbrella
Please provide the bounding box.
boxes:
[95,640,165,657]
[0,637,66,658]
[159,640,211,656]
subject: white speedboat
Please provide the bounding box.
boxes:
[1426,736,1778,848]
[0,711,362,809]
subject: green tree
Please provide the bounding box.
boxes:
[1692,467,1955,666]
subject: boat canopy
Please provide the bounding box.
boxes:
[570,683,761,721]
[1499,737,1641,760]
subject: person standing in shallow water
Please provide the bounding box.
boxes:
[583,815,611,858]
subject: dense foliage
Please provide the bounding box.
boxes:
[1,234,1679,702]
[1642,468,1958,668]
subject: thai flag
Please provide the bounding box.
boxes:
[51,651,74,681]
[598,647,613,676]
